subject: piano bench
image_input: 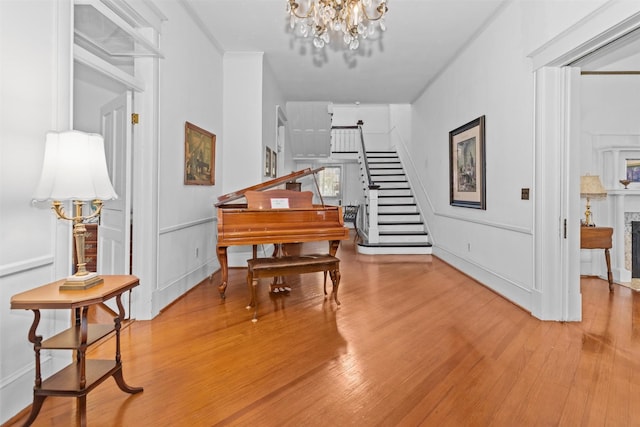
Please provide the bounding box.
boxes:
[246,254,341,322]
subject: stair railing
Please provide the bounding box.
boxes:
[330,126,359,153]
[355,121,380,244]
[357,121,376,190]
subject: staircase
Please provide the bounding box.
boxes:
[358,151,432,255]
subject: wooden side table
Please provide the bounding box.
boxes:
[580,226,614,292]
[10,275,143,426]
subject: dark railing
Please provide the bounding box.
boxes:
[357,120,378,189]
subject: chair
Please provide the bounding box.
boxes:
[343,205,360,242]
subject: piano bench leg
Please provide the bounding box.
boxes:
[246,257,341,322]
[323,271,328,296]
[246,276,259,323]
[329,269,341,305]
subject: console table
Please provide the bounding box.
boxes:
[10,275,143,426]
[580,226,614,292]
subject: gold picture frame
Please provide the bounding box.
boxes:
[265,147,272,177]
[185,122,215,185]
[271,149,277,178]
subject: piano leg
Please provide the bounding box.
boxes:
[216,246,229,298]
[329,240,340,257]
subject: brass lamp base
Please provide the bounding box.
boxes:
[59,273,104,291]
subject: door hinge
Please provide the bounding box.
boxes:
[131,113,139,124]
[564,218,567,239]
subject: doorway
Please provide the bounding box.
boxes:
[72,0,163,319]
[530,8,640,321]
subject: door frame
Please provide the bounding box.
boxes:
[529,3,640,320]
[71,4,162,320]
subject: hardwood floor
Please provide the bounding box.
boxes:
[7,236,640,426]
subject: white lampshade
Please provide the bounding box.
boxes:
[33,130,118,201]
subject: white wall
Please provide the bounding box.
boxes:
[332,103,392,151]
[581,74,640,197]
[0,1,74,422]
[407,0,615,312]
[0,1,229,421]
[222,52,264,193]
[154,1,224,312]
[262,61,288,177]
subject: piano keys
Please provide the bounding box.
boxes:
[214,168,349,297]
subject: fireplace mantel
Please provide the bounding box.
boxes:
[581,136,640,286]
[607,190,640,283]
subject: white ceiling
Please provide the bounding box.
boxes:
[183,0,509,104]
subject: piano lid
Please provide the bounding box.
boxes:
[215,167,324,207]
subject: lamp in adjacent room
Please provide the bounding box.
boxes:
[580,174,607,227]
[33,130,118,290]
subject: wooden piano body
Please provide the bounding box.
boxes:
[214,168,349,297]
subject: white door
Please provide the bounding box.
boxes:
[99,91,132,276]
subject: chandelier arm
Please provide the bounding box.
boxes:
[361,4,387,21]
[289,1,315,19]
[287,0,388,48]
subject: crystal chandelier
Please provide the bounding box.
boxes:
[287,0,388,50]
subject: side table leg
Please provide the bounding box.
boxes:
[112,368,143,394]
[604,248,614,292]
[21,395,46,427]
[77,395,87,427]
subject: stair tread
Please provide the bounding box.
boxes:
[358,242,433,248]
[379,203,416,206]
[360,152,432,251]
[379,230,428,235]
[378,212,420,215]
[378,221,424,225]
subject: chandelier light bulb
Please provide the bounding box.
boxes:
[287,0,388,50]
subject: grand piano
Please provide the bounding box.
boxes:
[214,168,350,297]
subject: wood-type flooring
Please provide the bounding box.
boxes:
[6,236,640,426]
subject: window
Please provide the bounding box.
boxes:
[317,166,342,199]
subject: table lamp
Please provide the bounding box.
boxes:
[33,130,118,290]
[580,174,607,227]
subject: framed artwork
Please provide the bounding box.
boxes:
[265,147,272,177]
[449,116,486,209]
[271,150,277,177]
[184,121,215,185]
[626,159,640,182]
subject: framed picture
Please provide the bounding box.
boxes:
[265,146,272,177]
[184,122,215,185]
[271,149,277,177]
[449,116,486,209]
[626,159,640,182]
